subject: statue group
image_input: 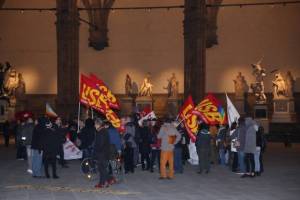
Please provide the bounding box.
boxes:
[272,71,294,99]
[250,60,267,104]
[0,62,26,105]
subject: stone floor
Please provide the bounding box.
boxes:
[0,141,299,200]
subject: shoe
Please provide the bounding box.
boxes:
[53,175,59,179]
[240,174,249,178]
[46,175,50,179]
[255,172,261,176]
[27,169,33,174]
[108,178,117,185]
[205,170,209,174]
[95,184,105,189]
[167,177,173,180]
[150,169,154,173]
[197,171,202,174]
[158,177,166,180]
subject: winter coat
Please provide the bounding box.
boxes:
[243,118,257,154]
[78,127,95,149]
[41,127,61,156]
[93,128,111,161]
[236,123,247,152]
[20,123,35,146]
[31,117,47,150]
[195,129,211,150]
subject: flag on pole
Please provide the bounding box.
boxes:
[46,102,58,118]
[138,106,157,127]
[226,93,240,128]
[178,95,198,142]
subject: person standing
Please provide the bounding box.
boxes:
[236,117,246,174]
[2,120,10,147]
[31,117,46,178]
[229,122,239,172]
[93,118,112,188]
[255,126,265,176]
[241,117,257,178]
[149,121,161,173]
[78,118,95,159]
[21,117,35,174]
[158,118,181,179]
[216,125,227,165]
[42,120,61,179]
[139,121,151,171]
[54,117,69,168]
[195,123,212,174]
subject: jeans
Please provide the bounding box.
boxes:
[232,152,239,172]
[26,145,32,170]
[254,147,261,172]
[150,149,160,172]
[32,149,43,177]
[174,147,183,173]
[219,149,226,165]
[238,151,245,173]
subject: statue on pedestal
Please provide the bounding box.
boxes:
[233,72,249,98]
[250,59,267,104]
[139,72,153,97]
[285,71,295,98]
[125,74,133,96]
[164,73,179,98]
[272,71,287,99]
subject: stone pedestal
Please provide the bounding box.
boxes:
[253,104,269,133]
[167,97,180,118]
[234,97,245,116]
[272,98,296,123]
[120,96,134,116]
[135,96,153,112]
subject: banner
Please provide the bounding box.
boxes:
[89,73,120,110]
[46,102,58,118]
[178,95,198,142]
[138,106,157,127]
[193,94,227,125]
[79,74,121,129]
[226,93,240,128]
[63,139,82,160]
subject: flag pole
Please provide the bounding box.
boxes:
[91,107,94,119]
[77,101,81,133]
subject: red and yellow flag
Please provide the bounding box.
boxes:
[193,94,227,125]
[79,74,121,129]
[178,95,198,142]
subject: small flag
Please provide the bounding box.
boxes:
[226,93,240,128]
[46,102,58,118]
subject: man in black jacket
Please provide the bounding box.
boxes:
[78,118,95,159]
[93,118,111,188]
[42,120,61,179]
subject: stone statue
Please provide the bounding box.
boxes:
[250,60,267,104]
[15,73,26,99]
[3,66,26,98]
[0,62,11,96]
[272,72,287,99]
[139,72,153,97]
[233,72,249,98]
[285,71,295,98]
[164,73,179,98]
[125,74,132,96]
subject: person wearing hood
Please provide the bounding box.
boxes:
[195,123,212,174]
[241,117,257,178]
[31,117,46,178]
[157,118,181,179]
[78,118,95,159]
[41,119,61,179]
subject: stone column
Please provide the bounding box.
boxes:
[56,0,79,119]
[184,0,206,103]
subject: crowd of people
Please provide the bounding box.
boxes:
[1,113,267,188]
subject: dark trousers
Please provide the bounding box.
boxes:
[197,148,211,172]
[43,153,57,177]
[245,153,255,174]
[150,149,160,172]
[259,153,264,173]
[174,147,183,173]
[16,142,27,159]
[97,159,109,185]
[3,135,9,147]
[124,147,134,173]
[232,152,239,172]
[58,145,66,166]
[141,151,150,170]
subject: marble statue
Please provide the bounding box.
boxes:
[139,72,153,97]
[285,71,295,98]
[250,60,267,104]
[125,74,133,96]
[3,66,26,98]
[164,73,179,98]
[233,72,249,98]
[272,72,287,99]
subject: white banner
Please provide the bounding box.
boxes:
[187,141,198,165]
[63,139,82,160]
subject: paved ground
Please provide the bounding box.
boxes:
[0,141,300,200]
